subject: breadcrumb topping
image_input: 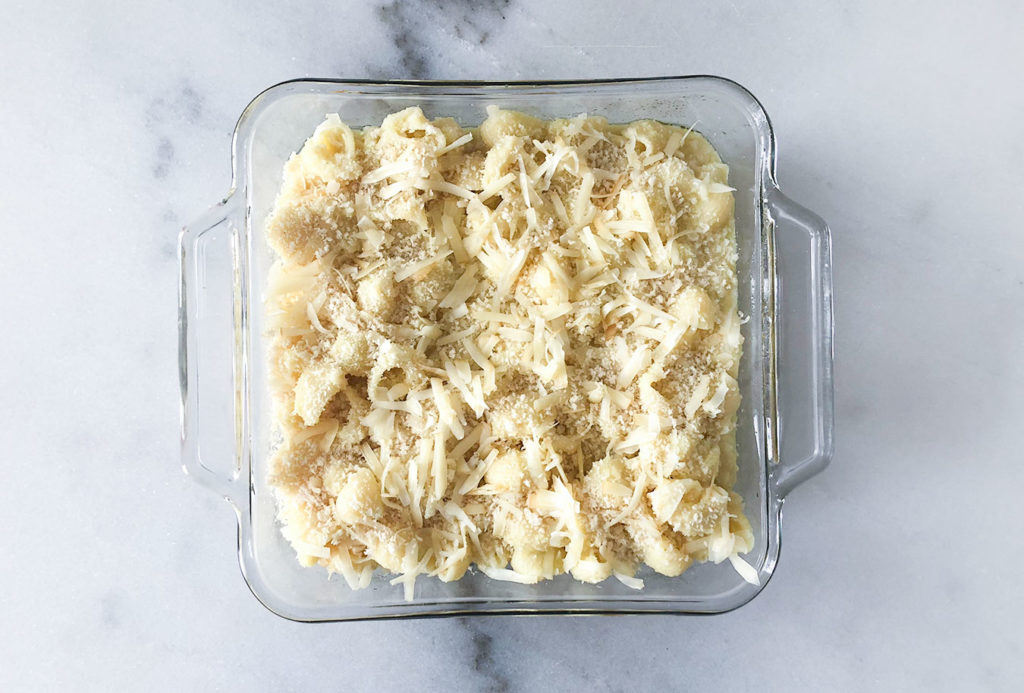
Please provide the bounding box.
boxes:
[265,106,755,599]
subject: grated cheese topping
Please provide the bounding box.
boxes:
[265,106,755,599]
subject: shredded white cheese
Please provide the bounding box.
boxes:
[265,106,751,600]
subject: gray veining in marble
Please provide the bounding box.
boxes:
[1,1,1022,691]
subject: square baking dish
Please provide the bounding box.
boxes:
[178,76,834,620]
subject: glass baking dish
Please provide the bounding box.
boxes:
[178,76,834,620]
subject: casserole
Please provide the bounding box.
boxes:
[178,76,834,620]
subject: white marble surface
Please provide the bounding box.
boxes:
[2,1,1022,690]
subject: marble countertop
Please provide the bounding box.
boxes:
[2,1,1021,690]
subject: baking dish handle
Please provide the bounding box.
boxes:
[178,193,247,508]
[766,188,835,498]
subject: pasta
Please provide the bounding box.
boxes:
[265,105,755,599]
